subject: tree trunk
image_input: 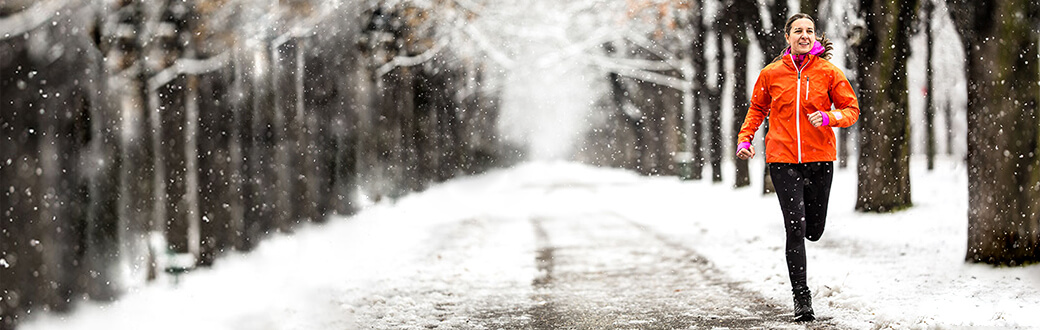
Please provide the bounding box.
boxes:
[923,0,936,170]
[639,78,674,176]
[709,27,725,183]
[155,74,188,253]
[301,46,336,221]
[271,41,295,232]
[294,37,322,223]
[800,0,823,18]
[855,0,916,212]
[76,10,120,302]
[332,50,364,216]
[244,45,275,248]
[116,0,158,284]
[197,69,233,265]
[607,71,647,172]
[839,48,856,169]
[731,22,751,188]
[943,99,953,156]
[690,19,706,180]
[755,0,787,195]
[183,72,202,259]
[227,50,248,251]
[765,0,789,59]
[948,0,1040,265]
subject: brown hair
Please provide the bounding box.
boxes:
[772,13,833,62]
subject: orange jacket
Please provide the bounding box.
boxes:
[737,54,859,164]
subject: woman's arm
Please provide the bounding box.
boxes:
[737,73,771,145]
[824,70,860,127]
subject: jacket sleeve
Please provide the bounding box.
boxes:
[826,69,859,128]
[738,71,771,144]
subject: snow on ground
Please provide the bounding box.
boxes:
[613,157,1040,329]
[19,157,1040,329]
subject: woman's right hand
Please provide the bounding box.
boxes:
[736,142,755,160]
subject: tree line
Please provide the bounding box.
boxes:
[1,0,507,328]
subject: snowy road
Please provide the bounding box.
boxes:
[494,214,801,329]
[343,211,836,329]
[334,166,843,329]
[21,160,1040,330]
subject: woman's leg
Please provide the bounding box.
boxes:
[770,162,817,320]
[803,162,833,242]
[768,163,809,292]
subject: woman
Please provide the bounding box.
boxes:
[735,13,859,322]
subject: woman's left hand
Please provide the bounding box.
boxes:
[808,111,825,127]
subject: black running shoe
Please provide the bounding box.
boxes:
[793,289,815,322]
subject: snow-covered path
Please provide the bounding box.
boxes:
[20,159,1040,329]
[515,213,798,328]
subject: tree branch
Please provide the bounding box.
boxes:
[375,38,449,77]
[148,52,231,90]
[589,55,689,91]
[462,24,516,68]
[0,0,68,39]
[622,32,684,70]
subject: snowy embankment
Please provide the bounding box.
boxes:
[20,157,1040,329]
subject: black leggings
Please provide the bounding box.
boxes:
[769,162,833,293]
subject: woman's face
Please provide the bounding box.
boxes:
[785,18,815,55]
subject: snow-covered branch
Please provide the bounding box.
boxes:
[375,38,449,77]
[462,24,516,68]
[450,0,484,15]
[589,55,689,91]
[597,55,676,72]
[148,52,231,90]
[623,32,683,70]
[0,0,69,39]
[532,29,619,70]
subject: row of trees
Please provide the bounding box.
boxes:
[1,0,1037,329]
[1,0,508,328]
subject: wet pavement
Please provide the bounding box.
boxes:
[348,212,845,329]
[480,213,840,329]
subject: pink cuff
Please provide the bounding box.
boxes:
[819,111,830,126]
[736,142,751,156]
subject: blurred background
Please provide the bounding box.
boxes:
[1,0,1037,329]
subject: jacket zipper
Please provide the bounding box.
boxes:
[791,54,807,163]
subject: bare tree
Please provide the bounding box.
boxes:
[728,0,754,188]
[758,0,788,194]
[922,0,937,170]
[704,9,726,183]
[854,0,916,212]
[947,0,1040,265]
[1,1,117,326]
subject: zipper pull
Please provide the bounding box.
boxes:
[806,79,810,100]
